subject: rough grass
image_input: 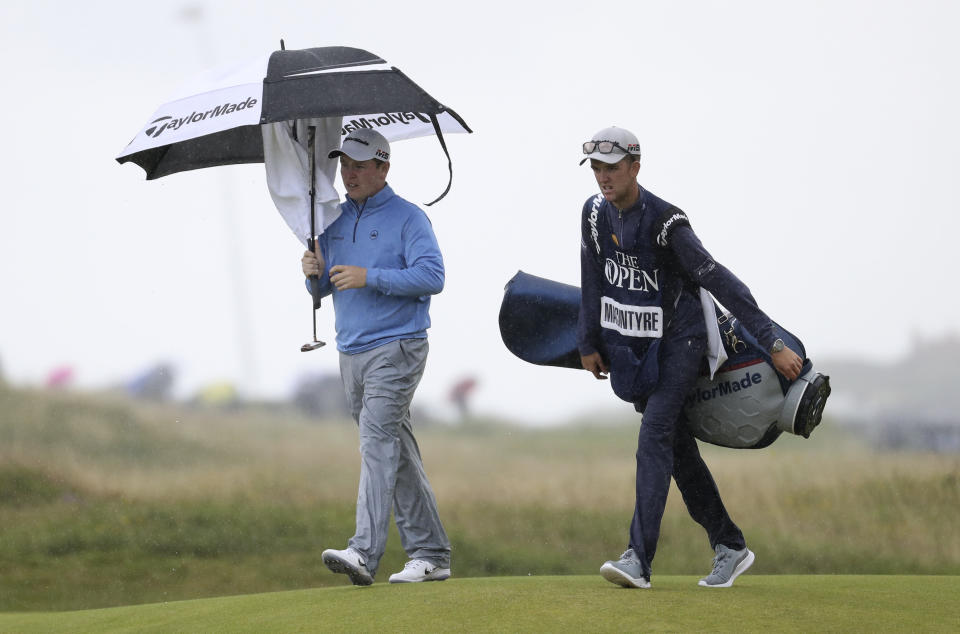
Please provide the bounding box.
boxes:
[1,576,957,633]
[1,385,959,612]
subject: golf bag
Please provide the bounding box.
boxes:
[499,271,831,449]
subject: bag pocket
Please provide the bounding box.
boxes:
[608,340,661,403]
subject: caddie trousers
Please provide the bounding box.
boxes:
[339,337,451,576]
[629,334,745,578]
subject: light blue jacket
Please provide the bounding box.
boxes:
[307,184,444,353]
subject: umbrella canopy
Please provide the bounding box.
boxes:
[116,45,470,180]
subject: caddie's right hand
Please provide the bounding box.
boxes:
[581,352,609,380]
[301,246,324,278]
[772,346,804,382]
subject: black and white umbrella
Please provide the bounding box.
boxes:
[116,44,471,350]
[116,44,470,183]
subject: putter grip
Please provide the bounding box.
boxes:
[307,237,322,309]
[309,276,322,309]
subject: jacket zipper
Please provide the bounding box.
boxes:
[351,199,368,243]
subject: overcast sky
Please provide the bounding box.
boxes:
[2,1,958,424]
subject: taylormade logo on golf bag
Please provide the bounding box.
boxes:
[145,97,259,138]
[689,370,763,404]
[342,112,430,134]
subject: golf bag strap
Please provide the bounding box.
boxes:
[424,113,452,207]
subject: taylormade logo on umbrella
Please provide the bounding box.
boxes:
[341,112,429,134]
[145,97,259,139]
[339,111,470,145]
[119,80,265,158]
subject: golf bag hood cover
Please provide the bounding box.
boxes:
[499,271,584,370]
[499,271,830,449]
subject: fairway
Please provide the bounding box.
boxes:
[3,387,960,616]
[1,575,957,633]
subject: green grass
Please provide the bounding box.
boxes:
[0,576,957,633]
[1,384,959,613]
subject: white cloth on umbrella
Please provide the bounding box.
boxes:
[700,287,728,379]
[263,118,343,247]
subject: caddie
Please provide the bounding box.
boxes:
[577,126,803,589]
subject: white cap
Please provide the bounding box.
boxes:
[579,126,641,165]
[328,128,391,162]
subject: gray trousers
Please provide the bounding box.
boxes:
[339,338,451,576]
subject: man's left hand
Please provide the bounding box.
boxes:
[772,347,804,382]
[329,265,367,290]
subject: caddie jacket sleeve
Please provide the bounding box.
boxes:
[577,216,604,358]
[669,225,777,352]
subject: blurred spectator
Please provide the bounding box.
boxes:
[126,363,175,401]
[448,376,477,420]
[193,381,240,409]
[45,365,75,389]
[292,372,349,419]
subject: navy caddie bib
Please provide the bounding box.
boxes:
[589,187,689,403]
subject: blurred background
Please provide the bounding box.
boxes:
[2,0,958,426]
[1,0,958,613]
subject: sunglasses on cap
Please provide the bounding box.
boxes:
[583,140,639,155]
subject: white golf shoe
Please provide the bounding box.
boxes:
[321,547,374,586]
[388,559,451,583]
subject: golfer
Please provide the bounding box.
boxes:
[577,126,803,588]
[301,128,451,585]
